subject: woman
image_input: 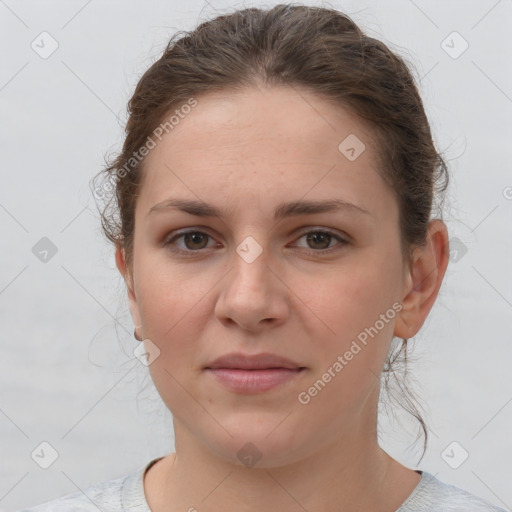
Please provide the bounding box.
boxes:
[22,4,506,511]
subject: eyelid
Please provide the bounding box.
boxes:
[292,226,350,243]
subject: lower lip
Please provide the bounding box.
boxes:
[205,368,305,393]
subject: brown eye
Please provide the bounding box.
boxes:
[294,229,348,254]
[165,230,215,254]
[306,232,332,250]
[181,232,210,250]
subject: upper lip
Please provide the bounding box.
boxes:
[205,352,304,370]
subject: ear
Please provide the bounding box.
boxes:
[115,245,142,332]
[394,220,450,339]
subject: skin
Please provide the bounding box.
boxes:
[116,84,449,512]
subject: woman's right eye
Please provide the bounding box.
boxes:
[164,230,216,254]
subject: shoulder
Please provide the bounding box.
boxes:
[18,474,131,512]
[18,476,125,512]
[17,458,159,512]
[398,471,507,512]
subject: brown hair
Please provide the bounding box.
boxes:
[92,4,448,461]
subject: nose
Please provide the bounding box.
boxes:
[214,240,289,332]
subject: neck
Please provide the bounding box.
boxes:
[146,418,419,512]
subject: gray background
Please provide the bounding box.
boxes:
[1,0,511,510]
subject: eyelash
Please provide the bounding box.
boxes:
[164,228,349,256]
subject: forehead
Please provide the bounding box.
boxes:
[146,85,377,161]
[138,85,394,218]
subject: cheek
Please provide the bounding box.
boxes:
[134,258,210,353]
[137,245,210,308]
[293,253,403,382]
[306,255,402,332]
[293,264,400,423]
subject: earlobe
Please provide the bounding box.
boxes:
[394,220,450,339]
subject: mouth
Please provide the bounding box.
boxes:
[204,352,306,393]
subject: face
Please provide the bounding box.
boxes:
[118,85,412,467]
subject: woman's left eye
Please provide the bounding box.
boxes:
[164,228,348,255]
[293,230,348,253]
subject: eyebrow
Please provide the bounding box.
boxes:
[147,198,372,220]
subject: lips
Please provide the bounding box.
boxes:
[204,352,304,371]
[204,353,306,393]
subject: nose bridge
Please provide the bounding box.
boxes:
[215,229,288,330]
[231,232,271,294]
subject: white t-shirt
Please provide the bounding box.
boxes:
[18,457,507,511]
